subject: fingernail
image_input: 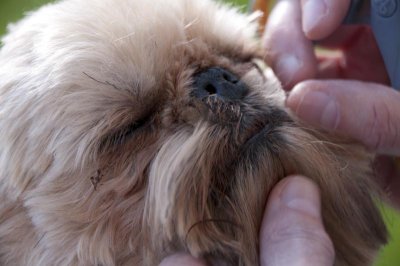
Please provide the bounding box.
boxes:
[275,55,302,84]
[302,0,328,34]
[280,177,321,218]
[288,87,339,130]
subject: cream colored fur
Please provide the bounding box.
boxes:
[0,0,387,265]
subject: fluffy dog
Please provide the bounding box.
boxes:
[0,0,387,265]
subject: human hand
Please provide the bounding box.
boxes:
[263,0,389,89]
[264,0,400,208]
[286,80,400,208]
[159,176,334,266]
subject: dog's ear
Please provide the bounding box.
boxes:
[0,76,54,197]
[280,126,387,265]
[0,89,55,197]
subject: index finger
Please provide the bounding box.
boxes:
[302,0,351,40]
[263,0,317,90]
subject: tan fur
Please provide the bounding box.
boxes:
[0,0,386,265]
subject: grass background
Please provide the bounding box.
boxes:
[0,0,399,265]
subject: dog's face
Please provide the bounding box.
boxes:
[0,0,387,265]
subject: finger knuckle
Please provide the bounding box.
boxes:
[364,101,400,151]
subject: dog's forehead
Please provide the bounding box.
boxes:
[96,0,260,76]
[22,0,257,82]
[0,0,260,100]
[2,0,257,92]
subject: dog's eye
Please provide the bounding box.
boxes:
[99,115,151,151]
[113,118,148,143]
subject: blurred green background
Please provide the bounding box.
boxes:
[0,0,399,265]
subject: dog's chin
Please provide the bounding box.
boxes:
[143,103,295,265]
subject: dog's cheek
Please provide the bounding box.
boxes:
[278,126,387,266]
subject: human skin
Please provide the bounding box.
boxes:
[264,0,400,208]
[159,176,335,266]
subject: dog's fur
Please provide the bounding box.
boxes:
[0,0,387,265]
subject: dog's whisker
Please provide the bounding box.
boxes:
[113,32,136,43]
[83,72,123,91]
[185,219,242,246]
[184,18,199,30]
[33,233,46,249]
[234,113,243,143]
[174,38,196,48]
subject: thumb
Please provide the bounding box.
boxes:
[260,176,334,266]
[287,80,400,155]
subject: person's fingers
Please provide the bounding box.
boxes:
[260,176,334,266]
[159,253,207,266]
[263,0,317,90]
[301,0,350,40]
[286,80,400,155]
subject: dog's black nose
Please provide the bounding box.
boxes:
[192,67,248,101]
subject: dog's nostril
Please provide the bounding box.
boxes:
[222,72,238,84]
[205,84,217,95]
[192,67,248,101]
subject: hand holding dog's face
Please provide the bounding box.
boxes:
[0,0,387,265]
